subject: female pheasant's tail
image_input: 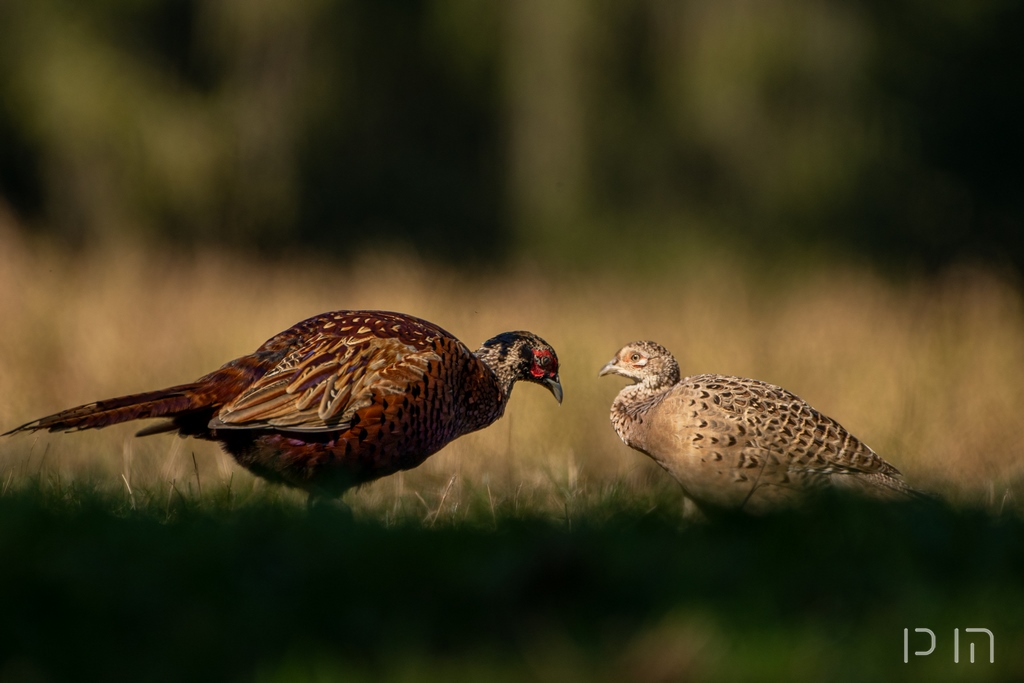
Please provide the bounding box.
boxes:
[3,383,211,437]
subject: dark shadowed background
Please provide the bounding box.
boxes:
[0,0,1021,270]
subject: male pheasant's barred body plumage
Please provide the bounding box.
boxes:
[5,311,562,501]
[600,341,919,514]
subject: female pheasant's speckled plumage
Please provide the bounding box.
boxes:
[5,310,562,500]
[600,341,919,513]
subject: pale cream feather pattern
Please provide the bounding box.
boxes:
[600,341,923,514]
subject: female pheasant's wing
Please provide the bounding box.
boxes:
[659,374,915,502]
[210,316,446,433]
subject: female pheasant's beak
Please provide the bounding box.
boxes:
[598,357,623,378]
[544,376,563,404]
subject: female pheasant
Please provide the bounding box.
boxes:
[5,310,562,502]
[600,341,920,514]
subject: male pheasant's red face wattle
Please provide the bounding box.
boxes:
[529,348,558,379]
[527,347,562,404]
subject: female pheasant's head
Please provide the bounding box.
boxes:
[599,341,680,389]
[477,331,562,403]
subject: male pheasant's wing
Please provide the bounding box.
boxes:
[210,312,447,433]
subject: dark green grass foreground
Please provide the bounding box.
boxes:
[1,481,1022,683]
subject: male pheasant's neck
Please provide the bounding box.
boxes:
[470,345,518,423]
[611,381,672,445]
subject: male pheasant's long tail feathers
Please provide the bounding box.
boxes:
[2,383,213,437]
[4,352,279,439]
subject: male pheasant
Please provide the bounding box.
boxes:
[5,310,562,503]
[599,341,920,514]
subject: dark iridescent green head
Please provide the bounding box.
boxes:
[478,331,562,403]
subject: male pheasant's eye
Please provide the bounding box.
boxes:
[539,355,551,367]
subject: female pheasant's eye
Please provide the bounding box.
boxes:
[630,353,641,362]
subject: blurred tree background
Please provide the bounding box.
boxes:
[0,0,1021,270]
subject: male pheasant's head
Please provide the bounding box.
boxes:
[599,341,680,389]
[477,331,562,403]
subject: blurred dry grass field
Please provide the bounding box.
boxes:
[2,224,1023,517]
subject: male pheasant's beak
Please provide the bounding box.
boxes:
[598,357,622,378]
[543,376,563,404]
